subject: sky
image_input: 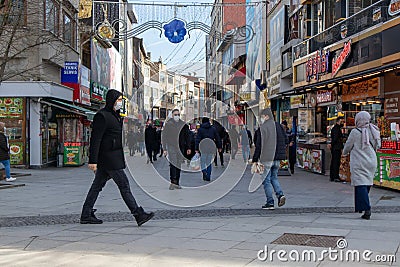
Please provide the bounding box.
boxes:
[129,0,215,77]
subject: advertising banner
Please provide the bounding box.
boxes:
[0,98,23,118]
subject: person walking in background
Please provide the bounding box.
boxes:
[343,111,380,220]
[212,120,226,167]
[240,126,251,163]
[162,109,192,190]
[246,126,253,148]
[252,109,288,210]
[80,89,154,226]
[195,117,222,181]
[126,130,135,157]
[145,122,158,164]
[329,116,345,182]
[137,127,145,156]
[228,125,239,159]
[0,122,15,182]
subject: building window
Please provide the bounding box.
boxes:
[63,12,75,48]
[44,0,59,34]
[0,0,25,25]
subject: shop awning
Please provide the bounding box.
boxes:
[41,99,96,121]
[226,67,246,85]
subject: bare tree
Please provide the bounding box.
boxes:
[0,0,79,84]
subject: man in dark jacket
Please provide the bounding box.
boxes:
[81,89,154,226]
[252,108,288,210]
[162,109,192,189]
[126,130,135,156]
[212,120,226,167]
[0,122,15,182]
[145,122,158,163]
[195,117,222,181]
[329,116,345,182]
[228,126,240,159]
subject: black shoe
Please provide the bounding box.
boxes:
[153,157,157,161]
[290,169,294,174]
[202,173,207,181]
[134,207,154,226]
[361,210,371,220]
[221,164,224,167]
[262,204,275,210]
[80,209,103,224]
[334,179,342,182]
[278,195,286,207]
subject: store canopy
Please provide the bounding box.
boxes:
[0,81,73,101]
[41,99,96,121]
[226,67,246,85]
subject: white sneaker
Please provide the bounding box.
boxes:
[5,177,16,182]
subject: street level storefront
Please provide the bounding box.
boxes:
[290,3,400,183]
[0,81,93,168]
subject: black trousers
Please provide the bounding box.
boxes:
[146,145,155,161]
[168,151,182,185]
[330,149,342,181]
[81,168,139,217]
[288,147,296,172]
[214,150,224,166]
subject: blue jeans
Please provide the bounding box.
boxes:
[242,145,250,161]
[139,142,145,154]
[201,153,214,179]
[262,160,284,205]
[0,159,11,178]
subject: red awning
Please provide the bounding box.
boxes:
[226,67,246,85]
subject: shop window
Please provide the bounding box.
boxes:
[44,0,59,34]
[361,45,369,58]
[63,11,76,48]
[0,0,25,25]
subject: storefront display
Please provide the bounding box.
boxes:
[0,97,26,165]
[375,149,400,191]
[63,142,84,166]
[296,143,325,174]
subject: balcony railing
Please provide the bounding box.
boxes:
[293,0,398,60]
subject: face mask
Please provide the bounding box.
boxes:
[114,101,123,110]
[173,115,180,122]
[260,117,266,124]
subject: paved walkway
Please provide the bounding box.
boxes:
[1,151,400,266]
[1,152,400,218]
[1,213,399,266]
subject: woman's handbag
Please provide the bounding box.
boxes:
[190,153,201,171]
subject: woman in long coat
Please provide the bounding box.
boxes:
[343,111,381,220]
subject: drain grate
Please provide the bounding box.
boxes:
[271,233,343,248]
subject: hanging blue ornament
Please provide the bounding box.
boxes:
[163,19,187,43]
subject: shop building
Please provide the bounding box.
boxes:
[287,0,400,182]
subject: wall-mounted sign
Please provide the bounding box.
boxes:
[373,7,382,22]
[388,0,400,17]
[305,49,330,82]
[61,62,79,83]
[342,77,379,102]
[91,82,107,102]
[317,90,333,104]
[332,40,352,78]
[290,95,304,109]
[79,66,91,106]
[0,98,24,118]
[385,97,399,114]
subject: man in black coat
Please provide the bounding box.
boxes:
[212,120,226,167]
[81,89,154,226]
[195,117,222,181]
[329,116,345,182]
[144,123,157,163]
[162,109,192,189]
[252,108,288,210]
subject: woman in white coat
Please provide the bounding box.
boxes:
[343,111,381,220]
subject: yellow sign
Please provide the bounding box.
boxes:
[240,93,252,102]
[290,95,303,109]
[120,96,128,117]
[78,0,92,19]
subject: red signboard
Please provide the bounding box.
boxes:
[305,49,330,82]
[316,90,332,104]
[332,40,352,78]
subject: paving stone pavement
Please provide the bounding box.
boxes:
[1,151,400,266]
